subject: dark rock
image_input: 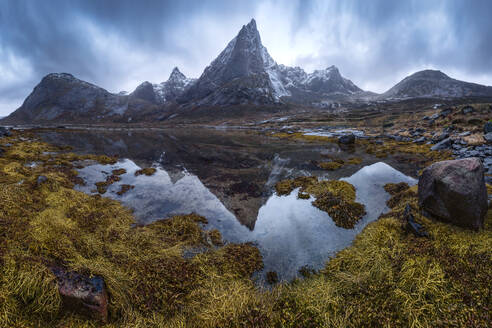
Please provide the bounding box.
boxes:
[418,158,488,230]
[432,132,449,143]
[443,125,455,134]
[484,121,492,134]
[0,147,4,156]
[413,136,426,144]
[431,138,453,151]
[440,108,452,117]
[0,126,11,137]
[459,131,471,137]
[36,175,48,186]
[461,105,474,114]
[430,113,440,120]
[423,115,430,120]
[404,204,428,237]
[383,122,394,128]
[484,132,492,143]
[375,139,384,145]
[51,267,108,322]
[338,134,355,144]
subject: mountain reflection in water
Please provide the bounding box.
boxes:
[38,129,418,281]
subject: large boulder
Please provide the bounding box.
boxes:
[338,134,355,144]
[51,267,109,322]
[418,158,488,230]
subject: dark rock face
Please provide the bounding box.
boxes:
[418,158,488,230]
[338,134,355,144]
[130,81,158,104]
[51,267,109,322]
[180,19,280,105]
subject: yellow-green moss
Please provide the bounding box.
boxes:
[116,184,134,196]
[318,161,343,170]
[0,131,264,327]
[1,130,490,327]
[275,176,365,228]
[134,167,157,176]
[111,168,127,176]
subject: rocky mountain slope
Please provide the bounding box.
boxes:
[132,67,195,105]
[3,73,133,123]
[382,70,492,99]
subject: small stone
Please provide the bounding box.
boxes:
[461,105,474,114]
[413,136,426,144]
[36,175,48,186]
[484,133,492,143]
[459,131,471,137]
[430,113,440,120]
[404,204,428,238]
[484,122,492,134]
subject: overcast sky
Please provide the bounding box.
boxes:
[1,0,492,115]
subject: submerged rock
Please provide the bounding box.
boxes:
[51,267,108,322]
[418,158,488,230]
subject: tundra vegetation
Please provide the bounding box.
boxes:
[0,130,490,327]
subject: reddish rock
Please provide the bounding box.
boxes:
[418,158,488,230]
[51,267,108,322]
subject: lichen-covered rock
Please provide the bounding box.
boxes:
[51,267,108,322]
[418,158,487,230]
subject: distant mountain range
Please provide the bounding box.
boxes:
[3,19,492,124]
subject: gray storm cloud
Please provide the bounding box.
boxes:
[1,0,492,115]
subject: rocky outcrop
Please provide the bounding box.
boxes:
[418,158,488,230]
[51,267,109,322]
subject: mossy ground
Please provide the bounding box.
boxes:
[1,130,490,327]
[317,157,362,171]
[275,176,366,228]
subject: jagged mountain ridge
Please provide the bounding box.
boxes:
[3,18,492,123]
[382,70,492,99]
[132,67,195,105]
[179,19,362,106]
